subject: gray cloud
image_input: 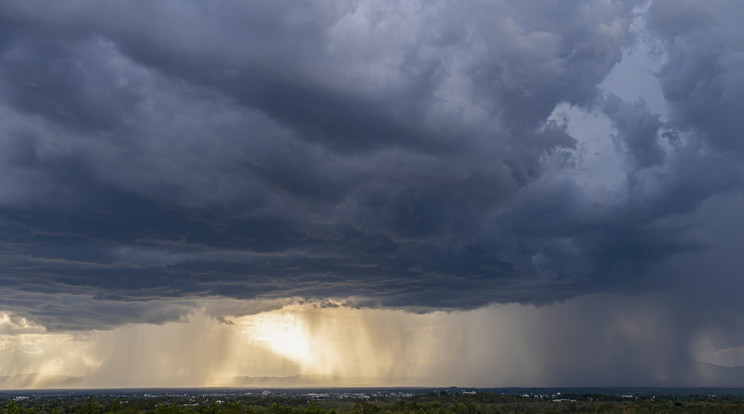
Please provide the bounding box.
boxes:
[601,93,665,168]
[649,0,744,153]
[0,0,741,336]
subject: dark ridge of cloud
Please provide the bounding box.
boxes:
[0,0,741,333]
[601,93,665,169]
[0,39,142,133]
[215,316,234,326]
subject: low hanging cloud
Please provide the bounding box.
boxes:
[0,0,742,332]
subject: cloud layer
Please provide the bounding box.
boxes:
[0,0,742,332]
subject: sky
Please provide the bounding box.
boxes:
[0,0,743,389]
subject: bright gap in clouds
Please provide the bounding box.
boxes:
[545,21,670,208]
[239,311,317,374]
[234,305,436,382]
[602,6,667,118]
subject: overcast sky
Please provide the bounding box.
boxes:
[1,0,743,388]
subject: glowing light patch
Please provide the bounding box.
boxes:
[239,311,317,372]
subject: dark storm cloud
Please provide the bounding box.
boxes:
[0,0,742,330]
[649,0,744,153]
[601,93,665,168]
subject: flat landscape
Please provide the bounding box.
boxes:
[4,389,744,414]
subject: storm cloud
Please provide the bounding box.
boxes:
[0,0,742,334]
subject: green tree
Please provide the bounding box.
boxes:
[4,401,20,414]
[155,403,178,414]
[455,402,476,414]
[266,403,292,414]
[199,401,217,414]
[82,396,100,414]
[218,401,245,414]
[109,398,122,414]
[353,402,380,414]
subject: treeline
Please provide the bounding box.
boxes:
[4,393,744,414]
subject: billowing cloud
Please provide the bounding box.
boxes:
[0,0,741,368]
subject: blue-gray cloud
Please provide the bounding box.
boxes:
[0,0,741,333]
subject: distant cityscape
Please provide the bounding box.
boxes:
[3,387,744,401]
